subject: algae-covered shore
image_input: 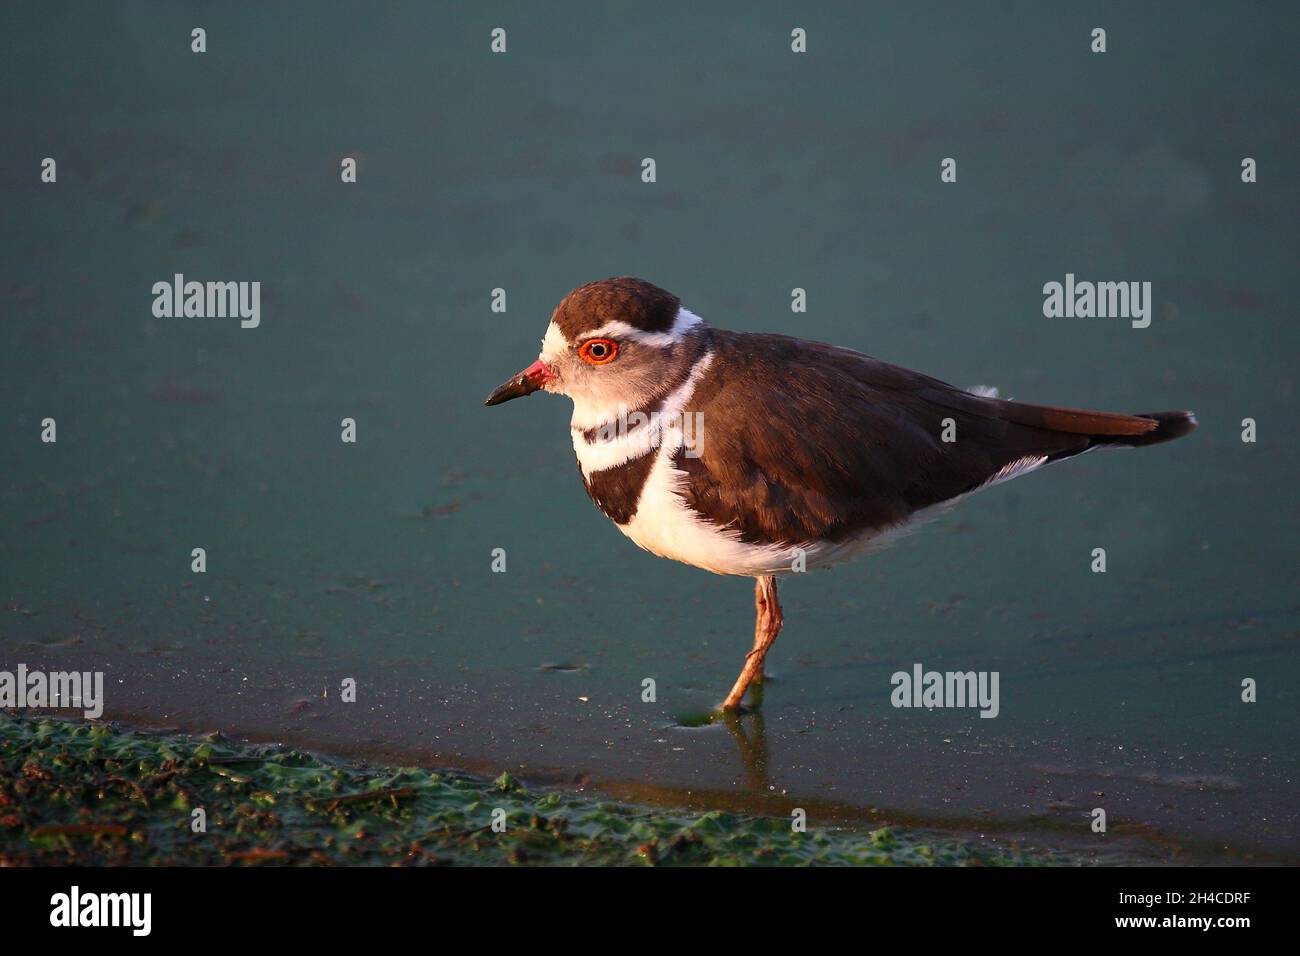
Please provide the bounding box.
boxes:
[1,715,1092,867]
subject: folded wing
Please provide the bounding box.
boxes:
[674,331,1194,546]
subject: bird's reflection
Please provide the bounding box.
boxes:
[718,687,770,791]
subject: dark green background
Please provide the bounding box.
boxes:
[3,1,1296,862]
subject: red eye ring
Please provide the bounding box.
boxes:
[578,338,619,365]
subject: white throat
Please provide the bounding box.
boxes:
[571,350,714,477]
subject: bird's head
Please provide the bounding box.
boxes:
[483,277,708,413]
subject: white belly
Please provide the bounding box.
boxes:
[619,444,805,575]
[617,440,929,576]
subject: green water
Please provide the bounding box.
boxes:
[2,1,1297,863]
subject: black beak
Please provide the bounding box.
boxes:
[484,359,554,406]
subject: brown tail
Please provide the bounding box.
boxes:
[994,401,1197,459]
[1101,410,1198,447]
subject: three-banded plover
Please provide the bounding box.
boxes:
[485,278,1196,711]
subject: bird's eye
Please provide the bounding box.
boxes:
[578,338,619,365]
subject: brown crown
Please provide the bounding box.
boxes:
[552,277,681,340]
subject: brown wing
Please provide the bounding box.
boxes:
[675,330,1191,546]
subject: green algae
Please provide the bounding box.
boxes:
[0,715,1079,866]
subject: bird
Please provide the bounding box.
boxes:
[484,277,1196,712]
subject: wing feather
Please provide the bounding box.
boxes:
[676,331,1153,546]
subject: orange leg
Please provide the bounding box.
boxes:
[722,575,783,711]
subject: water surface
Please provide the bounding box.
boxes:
[3,1,1297,863]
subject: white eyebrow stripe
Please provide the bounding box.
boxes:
[582,307,704,348]
[539,321,569,364]
[538,306,704,367]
